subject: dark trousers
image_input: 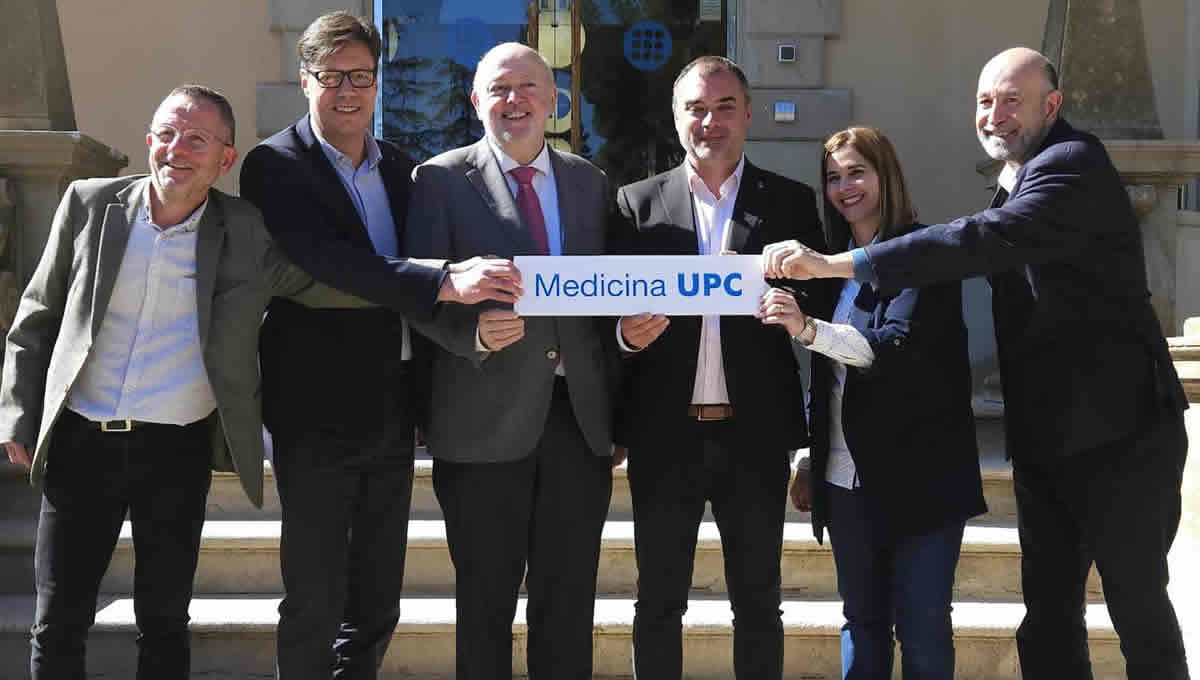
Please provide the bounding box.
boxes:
[272,403,415,680]
[432,378,613,680]
[825,483,964,680]
[30,410,212,680]
[1013,407,1189,680]
[628,420,790,679]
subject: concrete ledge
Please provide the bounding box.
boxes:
[0,595,1124,679]
[255,83,306,140]
[748,88,852,141]
[742,0,841,36]
[0,517,1103,603]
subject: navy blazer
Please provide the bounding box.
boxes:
[240,115,444,433]
[609,160,825,453]
[862,119,1187,463]
[809,225,986,544]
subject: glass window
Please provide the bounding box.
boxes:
[376,0,727,187]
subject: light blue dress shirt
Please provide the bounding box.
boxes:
[68,183,216,424]
[314,130,411,360]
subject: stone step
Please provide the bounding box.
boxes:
[0,420,1016,524]
[3,456,1019,524]
[0,594,1124,679]
[0,519,1103,602]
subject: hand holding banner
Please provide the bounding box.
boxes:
[513,255,767,316]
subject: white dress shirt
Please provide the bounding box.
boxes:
[315,130,413,360]
[685,156,744,404]
[486,137,563,257]
[615,157,746,405]
[479,139,565,375]
[68,185,217,424]
[805,278,876,489]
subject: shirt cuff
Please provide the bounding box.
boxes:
[850,248,879,286]
[475,324,489,353]
[616,319,642,353]
[807,318,835,354]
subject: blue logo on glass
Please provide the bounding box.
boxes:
[624,21,671,72]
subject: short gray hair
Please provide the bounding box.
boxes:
[164,84,235,141]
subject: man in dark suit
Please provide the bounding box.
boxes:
[765,47,1190,680]
[0,85,368,680]
[609,56,824,679]
[404,42,617,680]
[238,13,521,680]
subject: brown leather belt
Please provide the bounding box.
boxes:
[688,404,733,421]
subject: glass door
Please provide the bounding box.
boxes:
[376,0,727,187]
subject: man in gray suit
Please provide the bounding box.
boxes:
[0,86,443,680]
[405,42,618,680]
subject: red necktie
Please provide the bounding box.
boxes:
[509,166,549,255]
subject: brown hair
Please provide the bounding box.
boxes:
[296,11,381,69]
[821,126,916,249]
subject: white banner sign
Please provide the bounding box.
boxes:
[513,255,767,316]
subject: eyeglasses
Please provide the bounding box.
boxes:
[149,124,233,152]
[305,69,377,89]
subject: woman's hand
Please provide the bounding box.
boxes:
[790,467,813,512]
[758,287,808,337]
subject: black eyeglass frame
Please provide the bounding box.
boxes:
[305,68,378,89]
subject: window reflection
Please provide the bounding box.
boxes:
[378,0,725,187]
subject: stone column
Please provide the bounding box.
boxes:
[1107,142,1200,335]
[0,0,127,317]
[1168,321,1200,676]
[1043,0,1162,140]
[0,179,16,336]
[1042,1,1200,335]
[0,132,127,286]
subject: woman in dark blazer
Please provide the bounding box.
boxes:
[760,126,986,679]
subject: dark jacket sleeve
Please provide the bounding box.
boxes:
[863,139,1110,292]
[402,162,489,362]
[239,143,445,321]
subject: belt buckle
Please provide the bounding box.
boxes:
[100,419,133,433]
[695,405,728,422]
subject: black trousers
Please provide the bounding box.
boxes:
[628,420,790,679]
[432,377,613,680]
[30,410,212,680]
[1013,407,1189,680]
[272,381,416,680]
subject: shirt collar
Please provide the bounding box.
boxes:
[487,136,552,179]
[314,128,382,172]
[684,154,745,201]
[143,182,207,234]
[997,163,1018,192]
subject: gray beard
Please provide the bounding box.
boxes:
[978,122,1053,166]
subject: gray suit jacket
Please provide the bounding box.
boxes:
[406,140,617,463]
[0,175,362,507]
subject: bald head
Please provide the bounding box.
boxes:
[473,43,554,99]
[980,47,1058,95]
[471,42,556,164]
[975,47,1063,167]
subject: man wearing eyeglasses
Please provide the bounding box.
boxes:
[0,85,382,680]
[238,12,523,680]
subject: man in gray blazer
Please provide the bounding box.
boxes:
[0,86,410,680]
[405,42,618,680]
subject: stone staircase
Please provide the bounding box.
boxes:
[0,418,1123,679]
